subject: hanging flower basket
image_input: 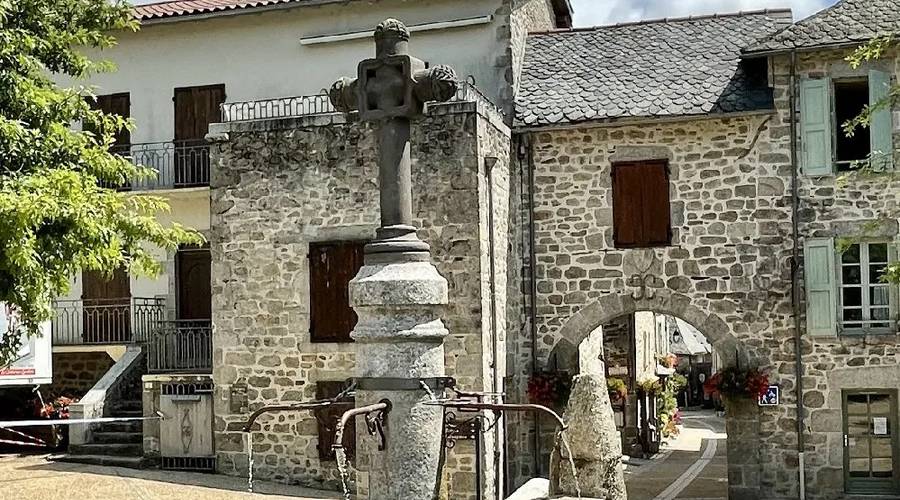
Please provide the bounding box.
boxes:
[606,377,627,402]
[637,376,661,395]
[703,366,770,400]
[527,371,572,408]
[657,353,678,368]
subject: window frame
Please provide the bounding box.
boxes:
[837,241,896,335]
[832,76,872,171]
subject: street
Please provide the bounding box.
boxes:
[624,410,728,500]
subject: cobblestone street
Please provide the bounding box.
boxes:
[624,410,728,500]
[0,453,341,500]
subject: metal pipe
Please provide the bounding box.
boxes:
[521,133,543,476]
[241,401,333,433]
[332,401,391,454]
[484,156,503,499]
[424,401,566,431]
[789,48,807,500]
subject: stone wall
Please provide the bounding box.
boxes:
[511,45,900,499]
[209,101,510,498]
[48,352,116,398]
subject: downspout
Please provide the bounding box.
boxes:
[521,133,542,476]
[485,156,502,500]
[789,48,807,500]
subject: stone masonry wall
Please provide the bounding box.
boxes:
[512,46,900,499]
[48,352,116,397]
[209,101,510,499]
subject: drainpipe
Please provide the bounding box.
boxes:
[520,134,542,476]
[789,48,807,500]
[485,156,502,499]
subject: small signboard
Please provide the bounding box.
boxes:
[0,304,52,386]
[873,417,888,436]
[759,385,780,406]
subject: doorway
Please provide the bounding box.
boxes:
[173,84,224,187]
[81,268,131,343]
[176,246,211,321]
[843,389,899,495]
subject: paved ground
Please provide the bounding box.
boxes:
[0,453,341,500]
[624,409,728,500]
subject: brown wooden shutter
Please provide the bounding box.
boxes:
[612,161,671,248]
[89,93,131,146]
[177,246,212,321]
[309,241,366,343]
[174,84,225,142]
[315,381,356,461]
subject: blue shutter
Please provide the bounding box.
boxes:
[869,69,894,171]
[804,237,837,337]
[800,78,834,176]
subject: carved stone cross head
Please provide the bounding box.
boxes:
[329,18,459,121]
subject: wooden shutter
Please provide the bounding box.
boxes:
[88,93,131,146]
[177,247,212,320]
[309,241,366,343]
[174,84,225,142]
[315,381,355,461]
[612,161,670,248]
[800,78,834,175]
[804,237,837,337]
[869,69,894,171]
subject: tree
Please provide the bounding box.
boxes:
[0,0,201,364]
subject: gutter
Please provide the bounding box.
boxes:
[300,15,493,45]
[788,48,807,500]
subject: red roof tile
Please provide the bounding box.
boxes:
[133,0,304,21]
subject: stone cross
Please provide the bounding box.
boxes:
[329,18,458,260]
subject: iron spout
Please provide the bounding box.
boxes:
[241,401,333,433]
[332,400,391,453]
[423,400,566,430]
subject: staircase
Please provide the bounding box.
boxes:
[54,350,147,469]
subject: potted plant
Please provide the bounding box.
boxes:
[527,371,573,408]
[703,366,770,400]
[637,375,661,395]
[606,377,627,402]
[657,353,678,369]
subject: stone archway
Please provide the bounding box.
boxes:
[549,289,761,500]
[555,289,747,367]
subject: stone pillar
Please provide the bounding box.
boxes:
[550,374,627,499]
[351,257,449,500]
[724,396,761,500]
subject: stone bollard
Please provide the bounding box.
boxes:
[550,373,627,499]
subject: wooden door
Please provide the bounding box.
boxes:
[844,390,899,494]
[173,85,224,187]
[89,93,131,147]
[177,248,211,321]
[81,268,131,343]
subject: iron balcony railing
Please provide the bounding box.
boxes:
[147,320,212,374]
[108,140,211,190]
[51,297,166,345]
[219,81,500,123]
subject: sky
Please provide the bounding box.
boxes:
[569,0,837,26]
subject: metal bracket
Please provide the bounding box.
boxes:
[365,406,389,451]
[353,377,455,392]
[444,411,481,449]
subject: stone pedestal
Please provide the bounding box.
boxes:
[550,374,626,500]
[350,257,449,500]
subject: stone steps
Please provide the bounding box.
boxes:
[69,442,143,456]
[91,431,143,444]
[51,453,146,469]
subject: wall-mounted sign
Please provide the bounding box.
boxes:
[0,305,52,387]
[759,385,779,406]
[608,366,628,376]
[873,417,888,436]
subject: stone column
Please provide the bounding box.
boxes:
[724,396,761,500]
[351,257,448,500]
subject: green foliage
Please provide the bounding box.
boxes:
[606,377,627,401]
[843,36,898,136]
[0,0,202,364]
[656,375,684,438]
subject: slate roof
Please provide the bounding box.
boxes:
[744,0,900,53]
[516,10,793,127]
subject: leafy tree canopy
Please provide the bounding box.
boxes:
[0,0,201,364]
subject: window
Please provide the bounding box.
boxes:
[834,79,871,168]
[839,242,892,333]
[308,241,366,343]
[611,160,671,248]
[800,71,894,175]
